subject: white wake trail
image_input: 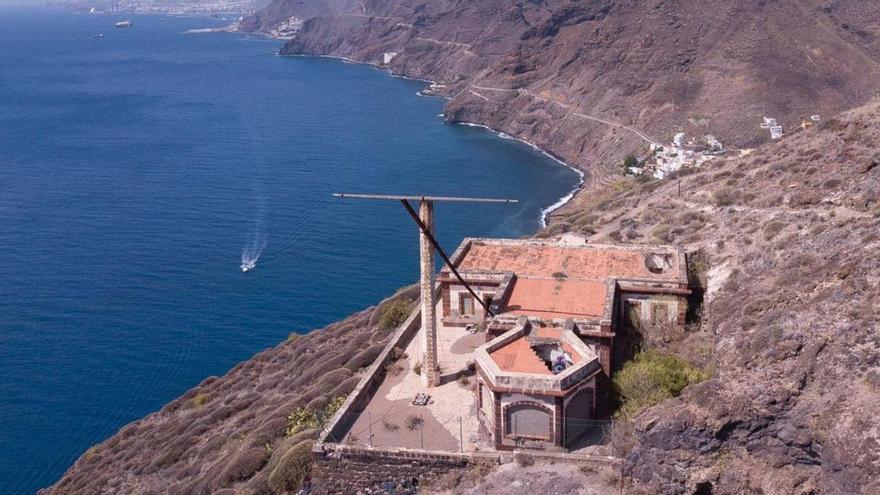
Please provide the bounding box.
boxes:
[240,235,265,272]
[241,186,268,272]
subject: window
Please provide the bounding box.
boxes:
[460,294,475,316]
[652,303,669,325]
[624,300,642,329]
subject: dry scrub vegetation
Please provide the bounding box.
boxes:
[43,287,417,495]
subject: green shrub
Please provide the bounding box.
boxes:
[285,396,346,436]
[191,393,212,409]
[623,155,639,171]
[268,440,315,493]
[613,351,707,418]
[83,445,100,463]
[652,224,672,243]
[379,300,412,329]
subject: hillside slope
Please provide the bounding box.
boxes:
[551,100,880,494]
[40,289,417,495]
[44,100,880,494]
[242,0,880,186]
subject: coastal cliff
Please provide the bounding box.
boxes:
[243,0,880,187]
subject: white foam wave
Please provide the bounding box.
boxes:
[453,121,585,227]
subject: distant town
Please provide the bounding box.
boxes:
[56,0,260,16]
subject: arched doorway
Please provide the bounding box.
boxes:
[505,403,552,441]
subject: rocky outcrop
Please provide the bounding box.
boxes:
[245,0,880,186]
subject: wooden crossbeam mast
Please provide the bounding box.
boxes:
[333,192,518,388]
[332,192,518,316]
[398,199,495,317]
[333,193,518,204]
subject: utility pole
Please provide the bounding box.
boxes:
[333,193,517,388]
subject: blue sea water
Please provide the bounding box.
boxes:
[0,7,580,493]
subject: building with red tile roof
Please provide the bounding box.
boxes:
[439,234,691,450]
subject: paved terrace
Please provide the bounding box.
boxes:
[337,301,490,452]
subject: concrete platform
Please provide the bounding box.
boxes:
[340,303,490,452]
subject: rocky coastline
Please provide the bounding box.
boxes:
[247,0,880,199]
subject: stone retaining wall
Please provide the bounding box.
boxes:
[310,444,483,494]
[311,442,620,494]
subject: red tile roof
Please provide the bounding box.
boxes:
[458,242,680,281]
[504,278,607,319]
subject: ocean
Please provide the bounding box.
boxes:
[0,7,580,493]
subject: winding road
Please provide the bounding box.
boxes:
[469,85,659,145]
